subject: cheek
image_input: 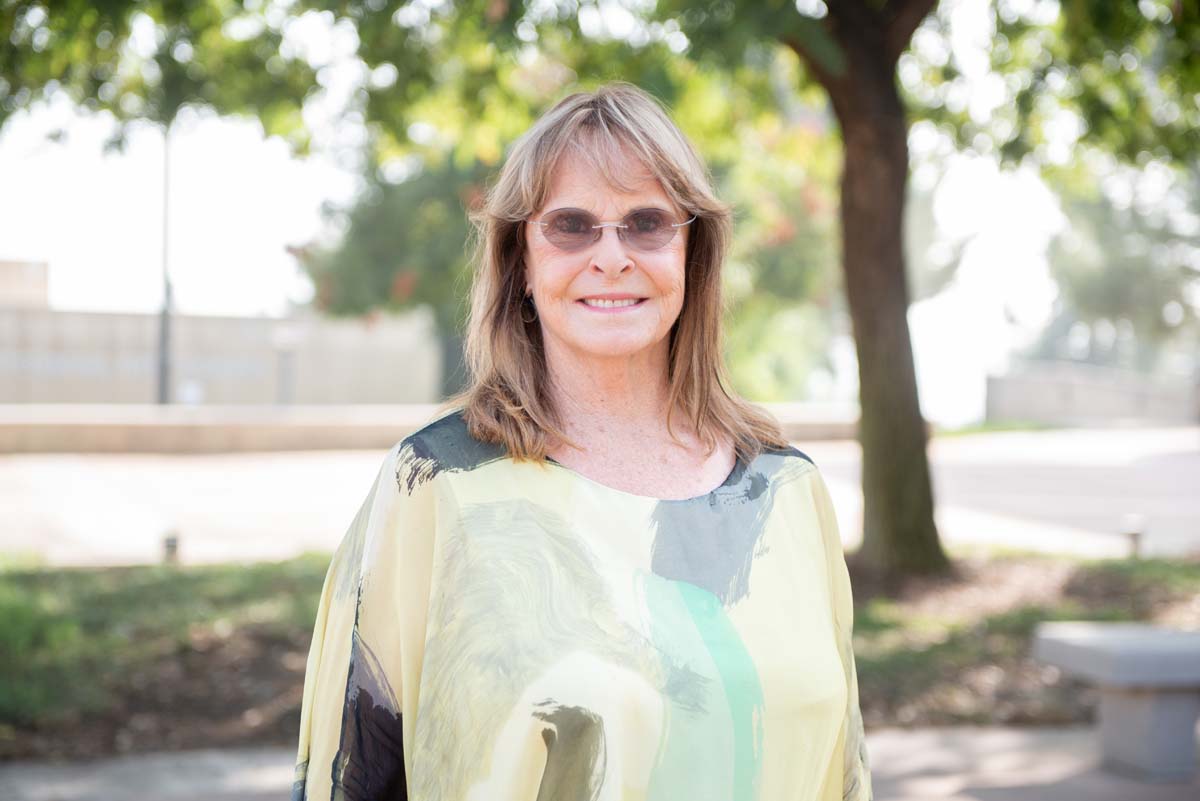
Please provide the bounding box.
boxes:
[540,260,576,299]
[524,243,563,295]
[658,257,687,302]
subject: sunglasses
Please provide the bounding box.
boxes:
[526,207,698,253]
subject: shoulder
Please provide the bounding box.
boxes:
[393,406,510,495]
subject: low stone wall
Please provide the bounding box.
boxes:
[0,401,861,453]
[986,361,1199,426]
[0,306,440,405]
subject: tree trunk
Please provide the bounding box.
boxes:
[838,77,948,578]
[789,2,951,580]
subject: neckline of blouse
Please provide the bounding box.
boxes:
[541,449,749,504]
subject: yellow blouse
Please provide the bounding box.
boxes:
[292,407,873,801]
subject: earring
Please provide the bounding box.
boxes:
[521,292,538,324]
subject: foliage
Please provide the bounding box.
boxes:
[1,0,320,149]
[1021,158,1200,371]
[716,103,844,398]
[301,155,492,332]
[905,0,1199,169]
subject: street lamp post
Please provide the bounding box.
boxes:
[156,121,173,405]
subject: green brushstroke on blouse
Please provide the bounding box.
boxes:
[642,571,766,801]
[642,572,732,801]
[677,580,765,801]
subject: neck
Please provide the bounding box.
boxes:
[544,335,675,444]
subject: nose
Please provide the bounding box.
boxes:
[590,224,633,276]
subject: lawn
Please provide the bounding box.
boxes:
[0,554,330,759]
[1,548,1197,760]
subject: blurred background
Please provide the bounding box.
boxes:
[1,0,1198,799]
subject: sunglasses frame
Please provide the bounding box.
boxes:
[526,207,698,253]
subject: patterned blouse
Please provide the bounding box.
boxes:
[292,407,873,801]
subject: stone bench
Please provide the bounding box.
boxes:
[1033,621,1200,782]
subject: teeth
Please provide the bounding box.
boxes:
[583,298,641,308]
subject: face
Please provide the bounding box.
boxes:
[522,148,689,365]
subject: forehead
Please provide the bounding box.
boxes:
[540,145,672,212]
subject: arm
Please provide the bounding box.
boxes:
[812,468,874,801]
[292,444,421,801]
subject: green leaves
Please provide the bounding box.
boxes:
[1,0,319,147]
[300,155,493,331]
[892,0,1200,171]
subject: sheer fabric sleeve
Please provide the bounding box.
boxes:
[811,467,874,801]
[291,444,435,801]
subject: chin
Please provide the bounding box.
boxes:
[568,335,664,360]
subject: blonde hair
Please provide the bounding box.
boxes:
[439,80,788,463]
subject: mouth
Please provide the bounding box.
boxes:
[577,298,648,310]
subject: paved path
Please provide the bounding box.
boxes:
[812,425,1200,559]
[2,426,1197,566]
[2,726,1197,800]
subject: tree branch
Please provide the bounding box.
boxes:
[883,0,939,65]
[782,14,846,98]
[826,0,881,28]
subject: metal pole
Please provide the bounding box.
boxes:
[156,121,173,404]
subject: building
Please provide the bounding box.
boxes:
[0,260,440,405]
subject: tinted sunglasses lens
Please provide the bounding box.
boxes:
[625,210,674,250]
[542,210,595,251]
[541,209,679,251]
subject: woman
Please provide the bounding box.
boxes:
[291,81,872,801]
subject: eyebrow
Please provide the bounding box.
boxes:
[544,204,671,215]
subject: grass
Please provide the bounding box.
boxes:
[932,420,1063,437]
[0,553,331,728]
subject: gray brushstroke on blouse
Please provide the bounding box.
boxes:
[394,408,507,495]
[649,448,812,608]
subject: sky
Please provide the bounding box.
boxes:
[0,0,1073,426]
[0,100,352,318]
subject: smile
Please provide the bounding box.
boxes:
[578,298,647,310]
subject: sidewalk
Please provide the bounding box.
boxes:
[4,426,1198,567]
[1,726,1196,800]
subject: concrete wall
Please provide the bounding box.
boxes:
[986,360,1199,426]
[0,401,862,453]
[0,306,441,405]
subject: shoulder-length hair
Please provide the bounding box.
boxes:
[439,80,788,464]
